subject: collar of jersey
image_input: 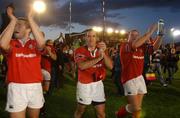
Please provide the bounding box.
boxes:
[87,47,97,57]
[17,38,31,47]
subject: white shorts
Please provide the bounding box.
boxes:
[76,80,105,105]
[6,83,45,112]
[123,75,147,96]
[41,69,51,81]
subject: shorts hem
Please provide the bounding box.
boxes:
[77,101,91,106]
[28,103,44,110]
[6,106,27,113]
[125,92,147,96]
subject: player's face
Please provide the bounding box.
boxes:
[128,30,139,41]
[86,31,97,47]
[14,20,30,39]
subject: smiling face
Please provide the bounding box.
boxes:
[13,19,31,39]
[85,30,97,48]
[128,30,140,42]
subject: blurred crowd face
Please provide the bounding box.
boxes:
[46,40,54,46]
[128,30,139,42]
[14,19,30,39]
[85,30,97,48]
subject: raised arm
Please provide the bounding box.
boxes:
[56,33,65,41]
[0,7,17,51]
[27,8,45,48]
[97,42,113,70]
[46,46,57,61]
[153,36,163,51]
[132,24,157,49]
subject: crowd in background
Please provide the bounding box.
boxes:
[0,31,179,95]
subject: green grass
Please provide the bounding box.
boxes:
[0,62,180,118]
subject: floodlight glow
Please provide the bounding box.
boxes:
[33,0,46,13]
[172,30,180,37]
[115,30,119,34]
[92,26,103,32]
[171,28,175,32]
[107,28,114,34]
[120,29,126,35]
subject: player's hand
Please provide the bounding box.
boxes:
[97,41,106,52]
[27,6,35,20]
[45,46,51,53]
[97,41,106,59]
[7,6,17,21]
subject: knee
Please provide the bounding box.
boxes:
[97,111,105,118]
[131,105,141,112]
[29,114,39,118]
[75,108,85,115]
[74,106,86,117]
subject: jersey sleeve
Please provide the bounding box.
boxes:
[74,48,87,63]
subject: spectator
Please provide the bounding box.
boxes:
[54,43,65,88]
[111,44,124,96]
[41,39,57,92]
[54,32,65,45]
[152,48,167,86]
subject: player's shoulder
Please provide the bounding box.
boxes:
[75,46,87,53]
[10,39,18,43]
[10,39,19,46]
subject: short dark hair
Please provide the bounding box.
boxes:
[130,29,139,33]
[17,17,30,29]
[46,39,53,45]
[85,28,93,33]
[85,28,96,36]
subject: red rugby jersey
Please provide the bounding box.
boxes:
[41,45,56,73]
[74,46,106,84]
[120,42,146,84]
[7,39,43,83]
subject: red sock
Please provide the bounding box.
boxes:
[116,106,128,118]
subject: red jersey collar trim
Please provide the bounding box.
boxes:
[17,38,31,47]
[84,46,98,57]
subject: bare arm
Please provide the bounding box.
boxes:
[77,55,103,70]
[132,24,157,49]
[46,47,57,61]
[48,51,57,61]
[97,42,113,70]
[0,23,10,39]
[103,52,113,70]
[0,7,17,51]
[153,36,163,51]
[56,33,65,41]
[27,8,45,48]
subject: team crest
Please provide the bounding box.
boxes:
[29,44,33,49]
